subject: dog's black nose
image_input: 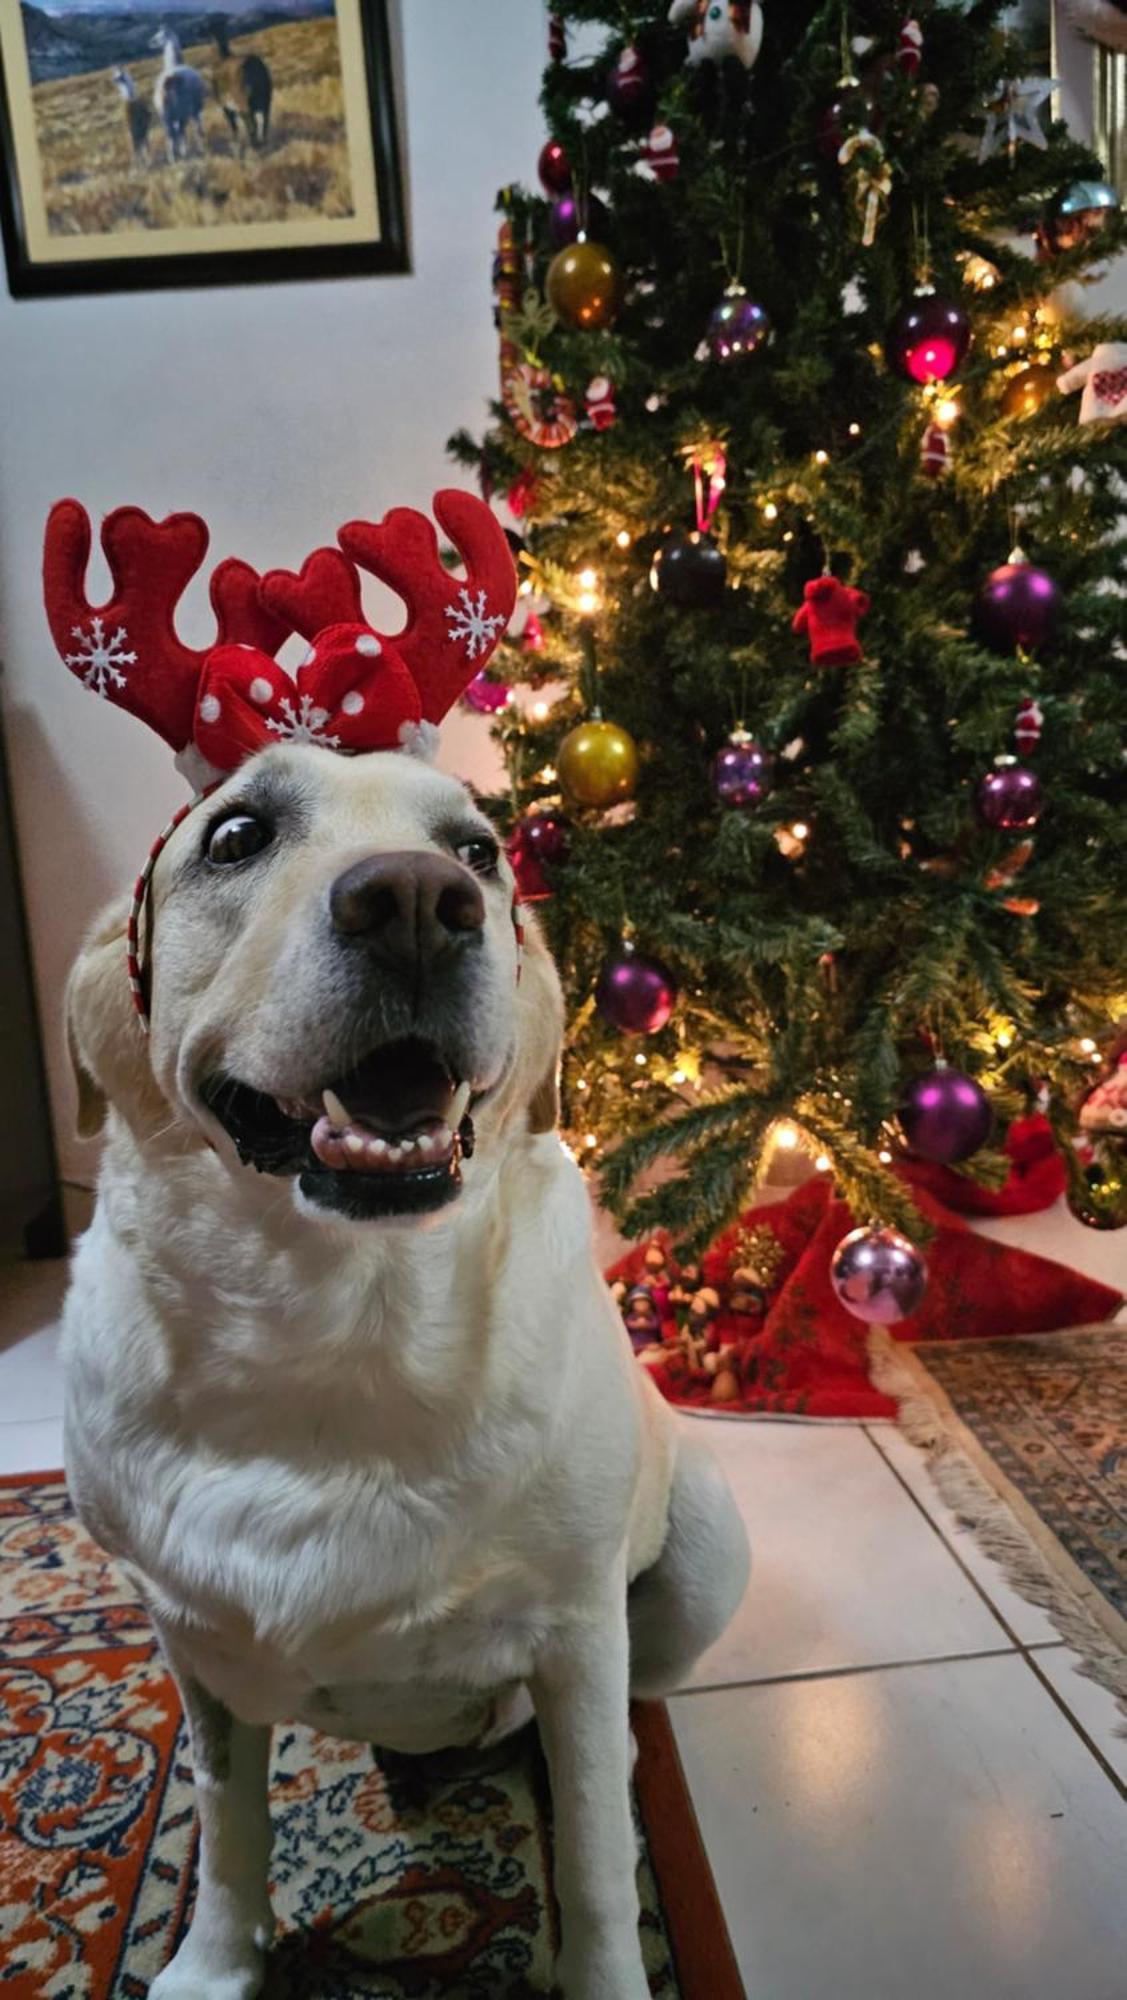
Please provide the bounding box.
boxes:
[330,851,485,966]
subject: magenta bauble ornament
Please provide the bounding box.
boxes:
[974,551,1061,653]
[538,139,572,195]
[976,758,1044,831]
[711,731,773,808]
[830,1225,928,1324]
[706,286,771,364]
[461,671,511,715]
[886,292,972,384]
[508,811,571,901]
[549,191,612,248]
[898,1063,993,1164]
[595,947,677,1035]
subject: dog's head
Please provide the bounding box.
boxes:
[67,746,563,1226]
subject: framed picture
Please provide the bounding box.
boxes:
[0,1,407,297]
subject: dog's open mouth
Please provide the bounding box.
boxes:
[200,1037,476,1221]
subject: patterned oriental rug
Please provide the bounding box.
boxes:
[874,1324,1127,1723]
[0,1475,742,2000]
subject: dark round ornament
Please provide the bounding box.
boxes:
[595,947,677,1036]
[538,138,572,196]
[976,759,1044,832]
[508,810,571,901]
[546,241,622,329]
[651,532,727,608]
[898,1064,993,1164]
[606,44,654,124]
[974,554,1061,654]
[549,192,611,248]
[1002,364,1056,420]
[1042,178,1119,255]
[830,1225,928,1325]
[886,292,972,385]
[1067,1143,1127,1231]
[706,287,770,364]
[711,732,773,808]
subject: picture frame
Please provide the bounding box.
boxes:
[0,1,408,298]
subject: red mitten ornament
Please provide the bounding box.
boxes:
[792,576,870,666]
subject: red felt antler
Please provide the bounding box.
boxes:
[338,489,517,724]
[43,501,285,752]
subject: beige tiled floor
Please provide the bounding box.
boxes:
[1,1196,1125,1998]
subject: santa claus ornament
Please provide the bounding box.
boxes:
[920,421,951,478]
[640,124,680,182]
[792,574,870,666]
[43,490,519,1026]
[669,0,763,70]
[1015,697,1044,754]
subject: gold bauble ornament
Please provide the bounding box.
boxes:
[546,241,622,330]
[557,717,639,807]
[1002,363,1056,420]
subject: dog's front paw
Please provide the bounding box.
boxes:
[554,1931,652,2000]
[149,1929,268,2000]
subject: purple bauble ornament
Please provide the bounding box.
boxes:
[976,759,1044,832]
[549,192,612,248]
[596,947,677,1035]
[508,810,571,901]
[461,671,512,714]
[706,288,771,364]
[975,552,1061,653]
[886,292,972,384]
[898,1063,993,1164]
[711,732,773,808]
[830,1225,928,1325]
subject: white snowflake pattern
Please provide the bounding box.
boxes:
[63,616,137,697]
[264,693,342,748]
[446,587,507,662]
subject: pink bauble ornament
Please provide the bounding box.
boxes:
[461,671,511,715]
[508,810,571,901]
[596,947,677,1035]
[974,552,1061,653]
[538,139,572,196]
[830,1225,928,1325]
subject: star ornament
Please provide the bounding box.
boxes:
[977,75,1058,163]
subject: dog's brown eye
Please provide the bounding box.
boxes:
[456,836,499,876]
[207,814,273,867]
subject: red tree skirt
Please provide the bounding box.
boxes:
[607,1177,1122,1421]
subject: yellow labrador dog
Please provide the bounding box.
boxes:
[64,742,750,2000]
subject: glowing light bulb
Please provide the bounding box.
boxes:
[532,700,550,721]
[775,1123,799,1150]
[815,1154,832,1173]
[878,1149,893,1164]
[576,1078,589,1091]
[615,529,632,548]
[519,578,533,596]
[935,395,960,427]
[1080,1038,1097,1054]
[814,448,829,465]
[671,1069,688,1085]
[791,821,810,841]
[584,1134,598,1150]
[634,1052,647,1067]
[578,568,598,590]
[763,501,779,521]
[848,422,862,437]
[996,1028,1014,1049]
[577,591,599,614]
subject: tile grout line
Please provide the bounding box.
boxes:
[675,1641,1046,1699]
[862,1423,1127,1804]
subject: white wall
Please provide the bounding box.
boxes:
[0,0,544,1185]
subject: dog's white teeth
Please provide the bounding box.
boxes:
[322,1088,352,1130]
[416,1133,434,1155]
[450,1081,471,1129]
[368,1136,388,1159]
[386,1143,404,1164]
[344,1132,366,1157]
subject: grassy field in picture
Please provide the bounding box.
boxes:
[31,17,354,238]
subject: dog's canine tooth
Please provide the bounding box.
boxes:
[450,1081,471,1129]
[323,1087,352,1130]
[416,1133,434,1155]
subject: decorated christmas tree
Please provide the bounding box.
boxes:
[449,1,1127,1280]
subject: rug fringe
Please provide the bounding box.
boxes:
[869,1332,1127,1739]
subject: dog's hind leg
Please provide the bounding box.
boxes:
[628,1428,750,1697]
[149,1665,274,2000]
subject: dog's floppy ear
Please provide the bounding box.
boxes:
[528,1059,560,1136]
[65,899,167,1141]
[517,914,564,1136]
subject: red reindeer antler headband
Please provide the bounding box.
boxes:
[44,491,519,1026]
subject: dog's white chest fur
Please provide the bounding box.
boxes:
[63,1137,668,1747]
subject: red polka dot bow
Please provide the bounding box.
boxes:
[42,489,517,782]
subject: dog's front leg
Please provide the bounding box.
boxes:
[150,1669,274,2000]
[531,1576,651,2000]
